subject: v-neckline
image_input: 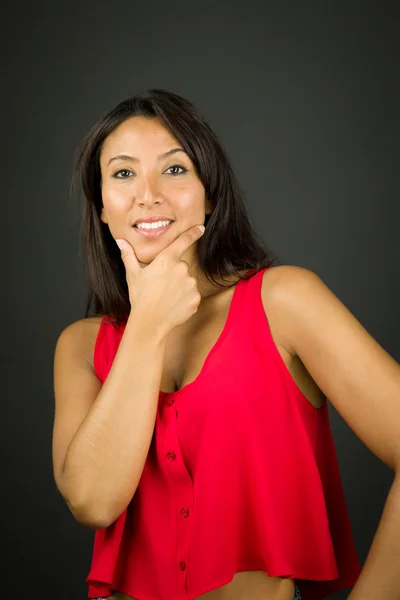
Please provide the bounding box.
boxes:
[158,276,245,397]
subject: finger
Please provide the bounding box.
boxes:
[115,239,141,272]
[164,225,205,261]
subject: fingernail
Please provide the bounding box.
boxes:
[197,225,205,233]
[116,239,125,250]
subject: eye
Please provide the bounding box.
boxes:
[112,169,134,179]
[165,164,188,176]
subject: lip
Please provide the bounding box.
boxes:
[133,221,174,239]
[133,216,174,225]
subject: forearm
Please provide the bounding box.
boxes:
[62,313,168,528]
[348,471,400,600]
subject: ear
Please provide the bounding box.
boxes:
[100,206,108,224]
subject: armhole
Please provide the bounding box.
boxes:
[93,315,108,380]
[259,268,325,415]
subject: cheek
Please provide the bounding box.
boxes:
[101,184,132,215]
[172,181,205,211]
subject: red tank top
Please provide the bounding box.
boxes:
[87,267,361,600]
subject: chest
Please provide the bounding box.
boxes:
[159,284,324,410]
[160,287,235,394]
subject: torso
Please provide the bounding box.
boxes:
[83,265,325,600]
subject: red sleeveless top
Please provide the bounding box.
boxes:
[87,266,362,600]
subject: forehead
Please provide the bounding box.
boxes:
[100,116,179,160]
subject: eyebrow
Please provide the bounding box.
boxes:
[106,147,187,167]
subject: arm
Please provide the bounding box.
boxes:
[264,265,400,599]
[52,312,168,530]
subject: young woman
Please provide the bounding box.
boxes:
[52,89,399,600]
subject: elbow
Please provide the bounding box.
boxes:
[66,496,116,530]
[63,486,136,530]
[75,514,110,531]
[55,469,137,529]
[58,481,116,529]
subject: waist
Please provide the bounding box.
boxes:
[108,571,297,600]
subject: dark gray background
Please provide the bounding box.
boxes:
[2,1,399,598]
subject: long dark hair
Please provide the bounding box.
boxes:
[72,89,280,328]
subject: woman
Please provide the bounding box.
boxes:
[52,89,399,599]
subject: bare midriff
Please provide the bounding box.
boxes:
[108,570,296,599]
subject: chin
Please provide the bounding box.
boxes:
[134,250,159,267]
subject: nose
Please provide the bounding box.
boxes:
[136,174,162,207]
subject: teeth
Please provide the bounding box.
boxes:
[136,220,172,230]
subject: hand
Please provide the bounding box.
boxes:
[116,225,205,334]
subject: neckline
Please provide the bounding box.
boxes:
[159,274,248,397]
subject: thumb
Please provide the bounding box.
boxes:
[115,239,140,272]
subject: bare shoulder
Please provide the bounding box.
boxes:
[261,265,316,356]
[262,264,314,288]
[55,316,105,371]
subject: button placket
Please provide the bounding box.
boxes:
[162,391,194,595]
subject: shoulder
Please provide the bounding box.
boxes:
[261,264,318,293]
[55,316,105,371]
[261,265,321,356]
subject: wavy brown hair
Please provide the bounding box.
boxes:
[72,89,280,328]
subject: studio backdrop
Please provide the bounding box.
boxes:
[1,2,399,599]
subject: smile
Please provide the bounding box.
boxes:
[133,221,174,238]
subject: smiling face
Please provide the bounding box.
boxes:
[99,116,212,268]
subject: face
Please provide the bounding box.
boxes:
[99,116,212,268]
